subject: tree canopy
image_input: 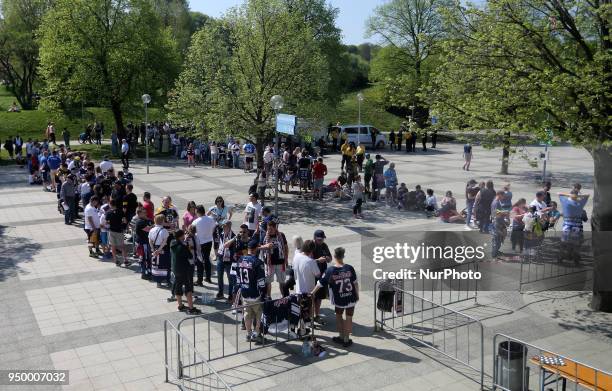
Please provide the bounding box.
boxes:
[167,0,329,156]
[429,0,612,311]
[366,0,452,124]
[38,0,181,136]
[0,0,50,109]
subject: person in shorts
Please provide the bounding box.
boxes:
[311,247,358,348]
[311,157,327,200]
[170,229,201,314]
[237,240,266,342]
[105,199,128,266]
[260,221,288,297]
[312,230,331,324]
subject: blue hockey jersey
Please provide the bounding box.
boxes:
[237,254,266,299]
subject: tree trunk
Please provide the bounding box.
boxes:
[590,145,612,312]
[110,98,126,140]
[255,136,265,170]
[500,131,510,175]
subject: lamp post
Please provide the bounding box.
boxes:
[141,94,151,174]
[357,92,364,145]
[270,94,284,217]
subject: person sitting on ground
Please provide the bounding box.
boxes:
[439,191,465,223]
[170,229,201,314]
[8,101,20,112]
[397,183,409,210]
[425,188,438,217]
[414,185,426,209]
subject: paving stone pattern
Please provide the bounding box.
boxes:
[0,143,610,391]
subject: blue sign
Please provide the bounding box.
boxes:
[431,116,438,124]
[276,113,296,135]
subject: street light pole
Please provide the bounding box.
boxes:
[142,94,151,174]
[357,92,364,145]
[270,95,284,217]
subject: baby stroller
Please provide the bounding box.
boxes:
[78,132,92,144]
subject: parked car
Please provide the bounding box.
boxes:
[331,124,386,149]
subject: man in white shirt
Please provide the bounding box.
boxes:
[293,240,321,294]
[84,196,101,258]
[263,145,274,174]
[100,156,113,173]
[121,139,130,169]
[530,191,552,217]
[192,205,216,285]
[243,193,263,235]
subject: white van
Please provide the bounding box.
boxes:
[331,124,386,149]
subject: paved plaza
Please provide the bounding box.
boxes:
[1,142,610,391]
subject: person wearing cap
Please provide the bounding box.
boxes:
[237,240,266,343]
[312,230,331,324]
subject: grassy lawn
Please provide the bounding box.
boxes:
[0,87,163,143]
[332,85,404,131]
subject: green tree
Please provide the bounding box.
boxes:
[38,0,180,137]
[284,0,347,107]
[366,0,451,125]
[150,0,193,54]
[167,0,329,164]
[0,0,50,109]
[429,0,612,311]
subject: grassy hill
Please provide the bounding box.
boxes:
[0,87,163,144]
[332,85,404,131]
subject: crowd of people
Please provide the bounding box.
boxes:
[14,143,361,348]
[5,121,591,350]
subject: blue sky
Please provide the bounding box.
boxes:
[189,0,383,45]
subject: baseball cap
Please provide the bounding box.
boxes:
[314,230,326,239]
[247,239,259,249]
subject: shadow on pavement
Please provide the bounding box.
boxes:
[0,225,42,283]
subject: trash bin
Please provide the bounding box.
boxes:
[496,341,529,391]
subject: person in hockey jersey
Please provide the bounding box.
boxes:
[311,247,358,348]
[237,240,266,343]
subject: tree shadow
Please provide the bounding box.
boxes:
[0,225,43,282]
[265,197,430,227]
[487,170,593,189]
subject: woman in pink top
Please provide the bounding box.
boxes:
[182,201,197,231]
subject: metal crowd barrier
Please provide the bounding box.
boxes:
[374,280,484,389]
[164,320,233,391]
[405,260,479,307]
[492,333,612,391]
[519,232,592,293]
[176,296,312,362]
